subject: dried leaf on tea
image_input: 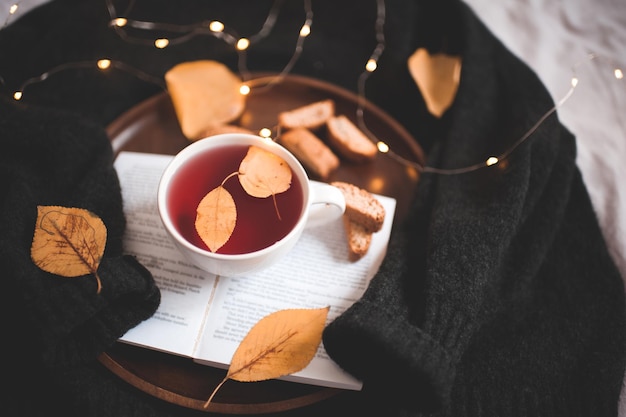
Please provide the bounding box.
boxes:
[196,185,237,252]
[238,145,292,198]
[203,306,330,409]
[31,205,107,293]
[408,47,461,118]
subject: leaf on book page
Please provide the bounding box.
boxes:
[408,47,462,118]
[203,306,329,409]
[195,185,237,252]
[238,145,292,198]
[31,205,107,293]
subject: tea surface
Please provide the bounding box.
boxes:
[167,144,304,254]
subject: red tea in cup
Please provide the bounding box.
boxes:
[166,144,305,254]
[158,133,344,277]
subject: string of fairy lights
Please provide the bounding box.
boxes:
[1,0,624,175]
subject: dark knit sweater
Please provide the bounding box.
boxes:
[1,0,624,416]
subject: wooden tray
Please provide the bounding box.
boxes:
[99,74,423,414]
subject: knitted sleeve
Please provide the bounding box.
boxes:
[0,96,161,371]
[322,2,626,415]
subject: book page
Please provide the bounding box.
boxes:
[194,188,396,391]
[114,152,219,358]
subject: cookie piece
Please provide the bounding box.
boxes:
[331,181,385,233]
[343,216,373,261]
[198,124,255,138]
[278,99,335,131]
[279,128,340,180]
[165,60,246,140]
[326,115,378,162]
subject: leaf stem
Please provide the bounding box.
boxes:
[203,376,229,409]
[94,272,102,294]
[221,171,239,187]
[272,193,282,221]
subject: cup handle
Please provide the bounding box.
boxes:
[306,182,346,228]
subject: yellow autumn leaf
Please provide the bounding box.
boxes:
[195,185,237,252]
[165,60,246,140]
[238,145,292,198]
[31,205,107,293]
[203,306,329,409]
[408,47,462,118]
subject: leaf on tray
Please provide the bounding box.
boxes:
[165,60,246,140]
[203,306,330,409]
[31,205,107,293]
[195,185,237,252]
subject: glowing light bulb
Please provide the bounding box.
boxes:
[486,156,499,166]
[377,141,389,153]
[13,91,22,100]
[239,84,250,95]
[154,38,169,49]
[615,69,624,80]
[299,24,311,37]
[209,21,224,32]
[113,17,127,27]
[9,4,18,14]
[368,177,384,193]
[366,58,377,72]
[236,38,250,51]
[259,128,272,138]
[571,77,579,87]
[97,59,111,70]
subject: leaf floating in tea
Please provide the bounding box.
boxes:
[203,306,329,408]
[238,145,292,198]
[31,205,107,293]
[195,145,292,253]
[196,185,237,252]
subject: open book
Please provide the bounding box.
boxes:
[114,151,397,391]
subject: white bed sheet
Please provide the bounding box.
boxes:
[3,0,626,412]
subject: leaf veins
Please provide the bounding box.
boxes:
[31,205,107,293]
[238,145,292,198]
[195,145,292,252]
[203,306,329,408]
[195,185,237,252]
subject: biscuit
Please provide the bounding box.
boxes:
[198,124,255,138]
[342,216,373,261]
[326,115,378,162]
[279,128,340,180]
[277,99,335,131]
[331,181,385,233]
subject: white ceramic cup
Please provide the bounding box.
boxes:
[157,133,346,277]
